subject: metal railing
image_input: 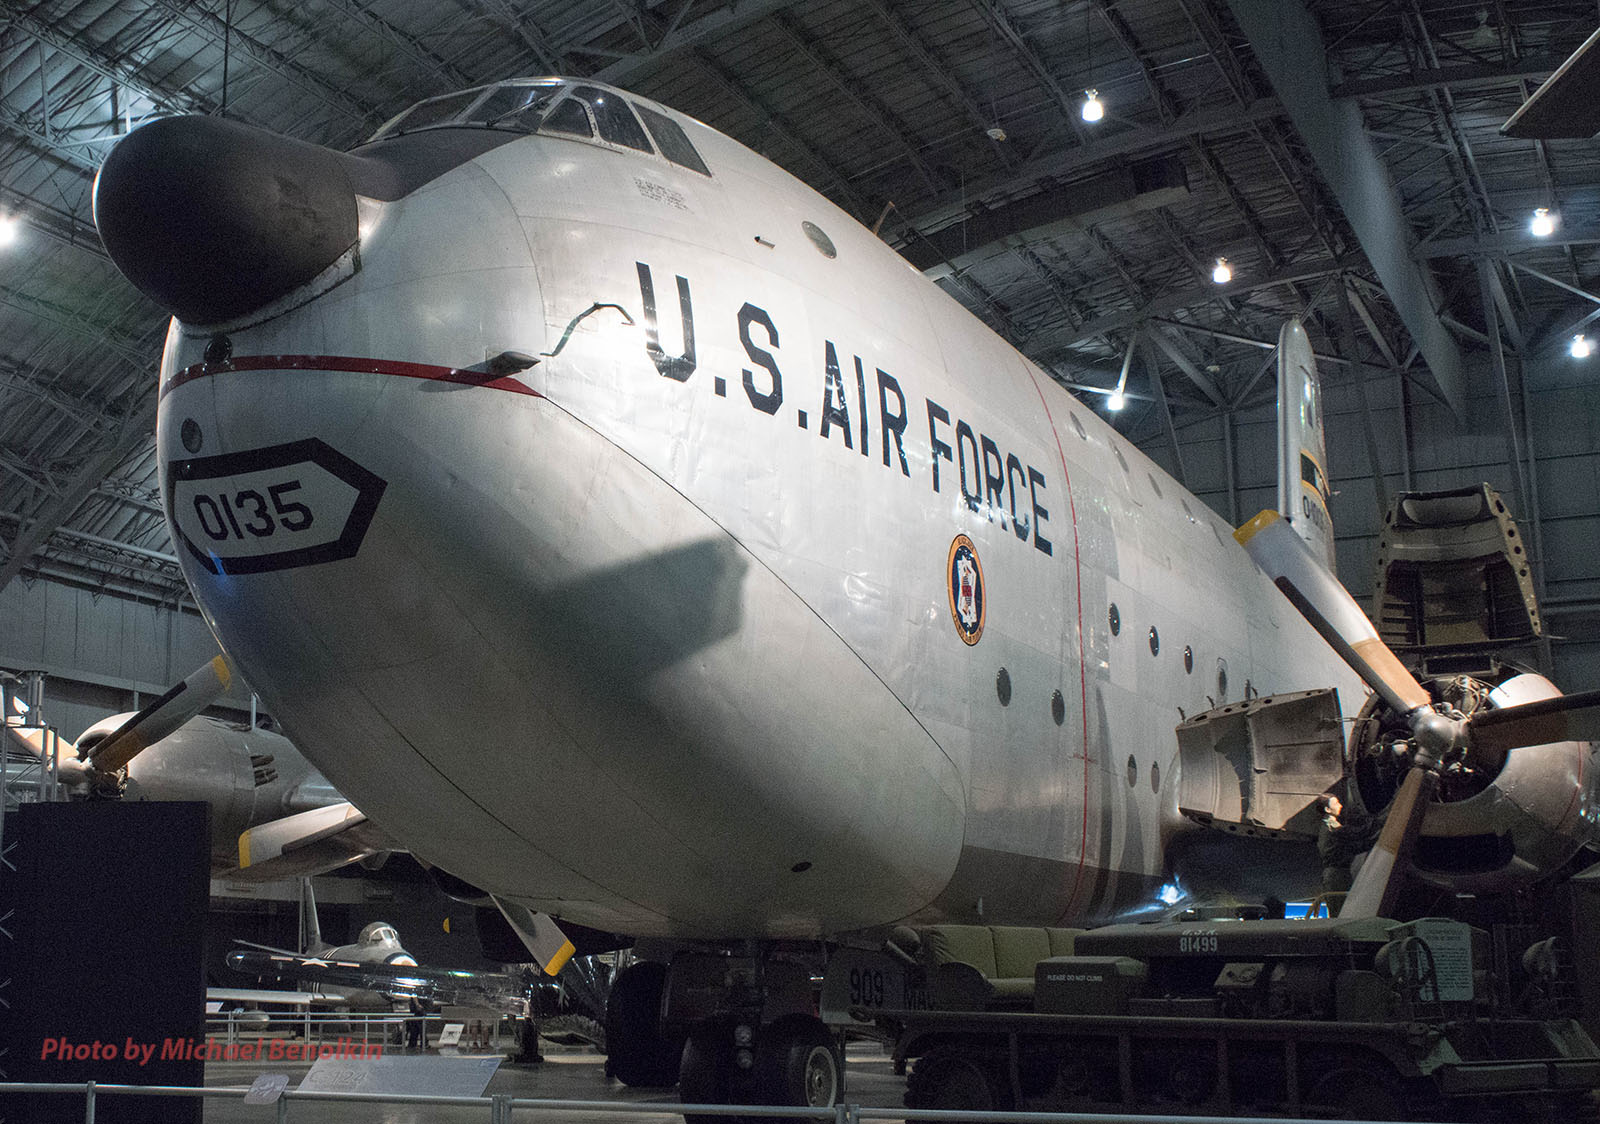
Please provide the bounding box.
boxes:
[0,1081,1424,1124]
[207,1009,463,1044]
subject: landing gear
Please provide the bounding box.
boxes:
[756,1014,840,1110]
[604,961,683,1087]
[677,1014,841,1121]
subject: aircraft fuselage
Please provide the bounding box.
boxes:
[144,81,1375,939]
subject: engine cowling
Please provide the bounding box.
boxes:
[1351,672,1599,892]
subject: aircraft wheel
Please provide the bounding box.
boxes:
[679,1023,734,1124]
[754,1014,840,1112]
[604,962,682,1087]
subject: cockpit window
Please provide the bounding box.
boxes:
[570,86,652,152]
[637,105,710,176]
[468,82,561,131]
[377,89,486,137]
[365,81,712,177]
[541,97,594,138]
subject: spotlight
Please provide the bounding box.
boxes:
[0,214,17,248]
[1107,390,1125,411]
[1081,90,1104,124]
[1211,257,1232,284]
[1531,207,1555,237]
[1572,334,1591,359]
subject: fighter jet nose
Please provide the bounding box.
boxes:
[94,115,359,325]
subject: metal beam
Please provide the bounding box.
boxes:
[1330,57,1564,100]
[1147,327,1227,408]
[591,0,799,86]
[0,388,157,597]
[1478,260,1528,524]
[1225,0,1465,418]
[897,97,1281,240]
[1027,257,1348,354]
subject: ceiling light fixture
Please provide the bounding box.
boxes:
[1081,89,1104,124]
[1107,389,1125,411]
[0,214,18,248]
[985,125,1007,142]
[1531,207,1556,237]
[1211,257,1232,284]
[1572,334,1591,359]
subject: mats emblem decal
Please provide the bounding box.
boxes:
[946,534,986,645]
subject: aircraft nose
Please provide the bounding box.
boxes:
[94,115,359,324]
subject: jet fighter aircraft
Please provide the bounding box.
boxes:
[92,77,1600,1112]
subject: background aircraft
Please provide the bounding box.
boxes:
[2,656,395,878]
[225,879,529,1015]
[91,75,1600,1112]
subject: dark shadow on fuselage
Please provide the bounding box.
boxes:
[530,536,749,697]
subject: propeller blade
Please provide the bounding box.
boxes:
[492,898,577,977]
[87,655,232,774]
[236,801,381,880]
[1236,511,1431,715]
[1468,687,1600,757]
[1341,765,1438,919]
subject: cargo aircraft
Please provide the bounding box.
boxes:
[92,77,1600,1112]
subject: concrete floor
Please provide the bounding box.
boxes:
[195,1041,909,1123]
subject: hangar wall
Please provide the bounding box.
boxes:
[0,577,248,741]
[1139,349,1600,690]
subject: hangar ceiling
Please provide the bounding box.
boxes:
[0,0,1596,605]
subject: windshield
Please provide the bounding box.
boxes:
[366,81,711,177]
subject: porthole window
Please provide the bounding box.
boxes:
[996,667,1012,706]
[1126,755,1138,787]
[802,221,837,258]
[1148,627,1160,656]
[1108,604,1121,636]
[1051,689,1065,726]
[1183,646,1194,674]
[1151,762,1161,792]
[1070,413,1087,440]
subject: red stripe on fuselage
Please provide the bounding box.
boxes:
[161,354,543,400]
[1023,367,1093,919]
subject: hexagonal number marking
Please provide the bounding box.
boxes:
[169,438,386,575]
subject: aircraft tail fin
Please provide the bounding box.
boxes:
[299,877,323,954]
[1277,319,1336,571]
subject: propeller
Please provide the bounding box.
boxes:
[6,655,234,789]
[1236,511,1600,917]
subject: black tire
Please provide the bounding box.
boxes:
[679,1023,733,1124]
[754,1014,841,1109]
[1303,1060,1408,1119]
[906,1047,1010,1118]
[604,961,681,1087]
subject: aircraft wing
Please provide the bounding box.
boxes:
[226,948,530,1015]
[230,801,399,881]
[207,986,339,1007]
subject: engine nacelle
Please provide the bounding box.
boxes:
[111,716,335,871]
[1352,672,1599,893]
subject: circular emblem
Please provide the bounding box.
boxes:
[946,534,986,645]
